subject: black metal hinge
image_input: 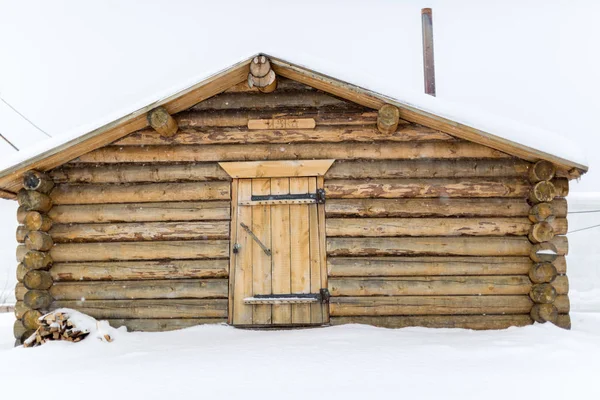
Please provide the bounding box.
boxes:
[250,189,326,204]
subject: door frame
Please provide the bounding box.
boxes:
[219,160,334,325]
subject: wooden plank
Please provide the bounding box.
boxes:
[328,256,567,277]
[72,142,510,163]
[116,124,452,145]
[219,160,334,178]
[50,240,230,262]
[51,299,228,319]
[308,177,323,323]
[107,318,226,332]
[251,178,272,325]
[289,177,311,324]
[326,198,567,218]
[50,163,229,184]
[329,276,533,296]
[49,201,231,224]
[50,279,228,300]
[317,176,328,322]
[326,159,531,179]
[227,179,239,324]
[326,237,568,257]
[330,295,571,316]
[326,218,568,237]
[248,118,316,130]
[50,221,230,243]
[330,315,533,330]
[270,56,587,173]
[51,182,230,205]
[51,259,229,281]
[325,178,531,199]
[271,178,292,324]
[0,57,251,195]
[232,179,253,325]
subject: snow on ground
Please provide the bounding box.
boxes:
[0,312,599,399]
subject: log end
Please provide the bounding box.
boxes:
[530,303,558,324]
[147,107,178,137]
[377,104,400,134]
[530,283,558,304]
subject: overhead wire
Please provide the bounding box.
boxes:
[0,94,52,138]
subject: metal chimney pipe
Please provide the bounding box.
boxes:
[421,8,436,97]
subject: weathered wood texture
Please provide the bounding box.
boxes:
[326,198,567,218]
[49,279,228,300]
[326,218,567,237]
[328,256,567,277]
[50,260,229,281]
[51,182,230,204]
[326,236,568,257]
[50,221,229,243]
[328,276,568,296]
[49,201,230,223]
[330,295,569,316]
[50,240,229,262]
[51,299,227,319]
[330,315,533,330]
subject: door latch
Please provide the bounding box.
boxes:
[240,222,271,256]
[232,243,241,254]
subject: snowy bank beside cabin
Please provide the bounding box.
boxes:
[1,312,600,400]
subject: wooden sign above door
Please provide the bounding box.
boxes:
[248,118,316,130]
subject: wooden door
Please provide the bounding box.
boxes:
[230,177,328,326]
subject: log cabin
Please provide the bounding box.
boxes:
[0,55,587,345]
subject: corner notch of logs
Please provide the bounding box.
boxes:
[15,170,56,346]
[248,55,277,93]
[147,106,179,138]
[526,160,568,329]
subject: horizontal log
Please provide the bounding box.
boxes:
[324,178,531,198]
[554,178,569,197]
[24,289,53,310]
[327,236,568,257]
[329,295,570,316]
[107,318,225,332]
[17,190,52,212]
[50,221,230,243]
[13,319,27,340]
[22,251,53,270]
[50,299,228,319]
[330,315,533,330]
[25,231,53,251]
[49,201,230,224]
[16,263,27,282]
[51,259,229,281]
[326,198,568,218]
[115,125,452,146]
[72,142,510,164]
[173,107,379,127]
[23,170,54,193]
[51,182,230,205]
[326,217,567,237]
[329,276,533,296]
[327,256,568,277]
[24,211,53,231]
[50,240,229,262]
[191,90,348,110]
[326,160,531,179]
[556,314,571,329]
[16,283,26,301]
[49,279,228,300]
[51,163,230,184]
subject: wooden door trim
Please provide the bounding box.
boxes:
[227,179,239,324]
[219,160,335,178]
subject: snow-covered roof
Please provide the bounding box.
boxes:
[0,1,588,198]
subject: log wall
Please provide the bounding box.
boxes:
[14,76,571,333]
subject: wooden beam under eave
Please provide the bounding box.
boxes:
[0,58,252,194]
[0,189,17,200]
